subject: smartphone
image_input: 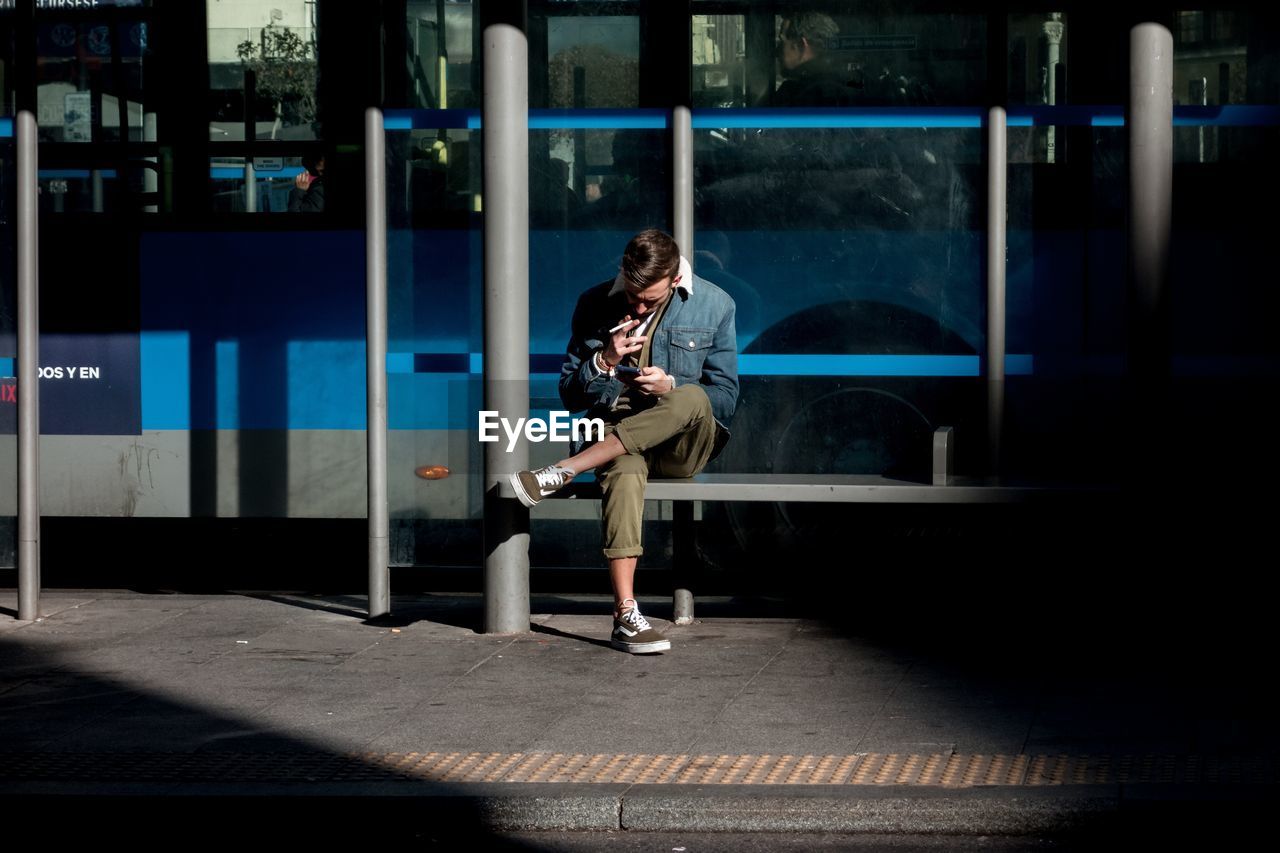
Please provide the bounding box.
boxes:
[615,364,640,377]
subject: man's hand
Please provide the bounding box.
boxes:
[632,366,674,396]
[295,171,314,191]
[602,316,646,368]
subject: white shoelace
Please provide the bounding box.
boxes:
[621,607,652,632]
[535,466,571,488]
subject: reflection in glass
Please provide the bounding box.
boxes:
[696,124,982,347]
[405,0,476,109]
[207,0,317,141]
[692,13,745,107]
[210,156,319,213]
[694,5,985,109]
[35,18,150,143]
[544,14,639,108]
[388,127,479,224]
[36,167,125,213]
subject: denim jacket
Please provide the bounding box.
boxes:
[559,272,739,456]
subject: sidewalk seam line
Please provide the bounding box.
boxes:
[684,621,800,755]
[854,656,918,755]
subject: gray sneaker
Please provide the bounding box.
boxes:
[510,465,575,507]
[611,600,671,654]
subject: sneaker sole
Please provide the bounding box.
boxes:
[509,473,539,508]
[611,637,671,654]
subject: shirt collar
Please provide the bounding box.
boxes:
[610,255,693,298]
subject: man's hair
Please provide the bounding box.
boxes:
[782,13,839,52]
[621,229,681,289]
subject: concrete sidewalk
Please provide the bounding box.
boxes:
[0,590,1273,838]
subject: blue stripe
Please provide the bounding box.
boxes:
[0,117,12,138]
[1172,105,1280,126]
[395,352,1036,378]
[211,167,305,180]
[529,109,668,129]
[382,105,1280,133]
[694,107,985,129]
[384,109,478,130]
[384,108,669,130]
[0,358,13,377]
[39,169,120,179]
[1007,105,1124,127]
[739,354,979,376]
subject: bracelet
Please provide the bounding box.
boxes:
[594,349,617,378]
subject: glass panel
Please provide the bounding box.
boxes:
[694,4,987,108]
[695,121,984,560]
[207,0,318,141]
[1006,8,1280,489]
[35,16,151,143]
[37,165,126,213]
[405,0,477,108]
[1007,12,1068,106]
[529,125,669,568]
[532,1,640,108]
[210,155,325,213]
[545,14,638,107]
[1005,122,1126,487]
[384,118,671,568]
[386,122,483,566]
[1,16,13,117]
[1007,12,1069,164]
[1168,124,1280,484]
[692,13,745,107]
[395,126,479,224]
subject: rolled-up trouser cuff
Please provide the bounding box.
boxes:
[603,546,644,559]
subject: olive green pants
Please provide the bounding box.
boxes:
[599,384,719,559]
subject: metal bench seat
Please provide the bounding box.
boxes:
[497,428,1110,624]
[501,473,1088,504]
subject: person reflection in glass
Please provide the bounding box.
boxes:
[289,153,325,213]
[768,13,855,108]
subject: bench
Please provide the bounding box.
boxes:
[498,428,1104,624]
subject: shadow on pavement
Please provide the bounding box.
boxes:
[0,638,561,848]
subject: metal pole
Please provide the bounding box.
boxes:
[987,105,1007,477]
[671,102,695,625]
[482,19,530,634]
[672,104,693,262]
[244,160,256,212]
[1128,23,1173,484]
[366,108,391,619]
[143,111,158,214]
[91,169,104,213]
[1043,14,1064,164]
[17,111,41,622]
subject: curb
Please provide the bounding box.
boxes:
[4,781,1274,834]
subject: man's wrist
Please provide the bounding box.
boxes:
[594,349,617,377]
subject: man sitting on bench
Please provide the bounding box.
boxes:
[511,229,739,653]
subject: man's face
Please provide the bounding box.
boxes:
[625,276,674,317]
[777,21,806,71]
[779,37,805,71]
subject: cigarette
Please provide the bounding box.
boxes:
[608,320,631,333]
